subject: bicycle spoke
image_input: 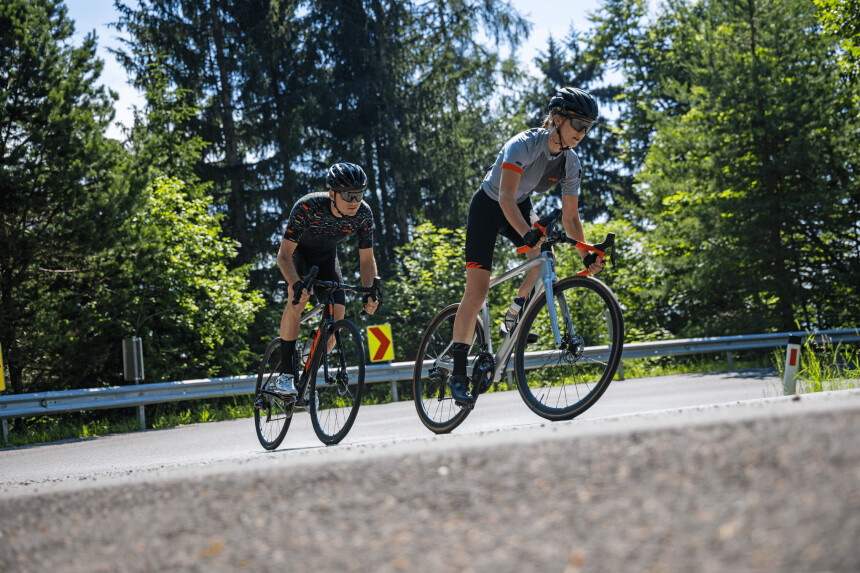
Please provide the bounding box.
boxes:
[412,304,482,434]
[515,277,623,421]
[254,338,292,450]
[310,320,365,445]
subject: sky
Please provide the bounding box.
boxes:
[65,0,655,139]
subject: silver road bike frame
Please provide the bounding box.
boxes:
[436,250,573,384]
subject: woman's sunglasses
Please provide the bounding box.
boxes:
[564,114,597,134]
[338,190,365,203]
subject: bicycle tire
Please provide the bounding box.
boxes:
[412,303,485,434]
[254,337,293,450]
[514,276,624,421]
[309,319,366,445]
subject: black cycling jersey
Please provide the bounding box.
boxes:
[282,192,374,256]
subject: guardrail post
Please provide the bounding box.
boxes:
[390,380,399,402]
[726,351,734,369]
[783,335,802,395]
[2,419,8,444]
[123,337,146,430]
[616,360,625,381]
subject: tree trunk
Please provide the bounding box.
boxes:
[747,0,793,330]
[210,0,251,266]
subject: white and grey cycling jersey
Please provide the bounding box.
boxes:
[480,128,582,203]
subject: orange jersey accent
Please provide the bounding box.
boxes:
[501,162,523,174]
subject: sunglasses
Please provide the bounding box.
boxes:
[564,115,596,134]
[338,190,365,203]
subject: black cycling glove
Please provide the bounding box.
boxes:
[522,228,543,249]
[291,280,306,305]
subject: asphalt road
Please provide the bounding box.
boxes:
[1,370,858,572]
[1,369,781,489]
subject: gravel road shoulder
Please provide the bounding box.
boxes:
[2,390,859,573]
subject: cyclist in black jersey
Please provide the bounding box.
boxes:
[447,87,606,406]
[272,163,380,396]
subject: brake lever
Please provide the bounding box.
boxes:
[516,209,563,254]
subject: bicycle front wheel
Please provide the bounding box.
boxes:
[254,338,293,450]
[309,319,366,445]
[514,276,624,421]
[412,304,485,434]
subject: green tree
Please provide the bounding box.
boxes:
[102,177,265,381]
[385,223,468,361]
[636,0,860,335]
[815,0,860,79]
[300,0,531,267]
[114,0,311,270]
[0,0,127,394]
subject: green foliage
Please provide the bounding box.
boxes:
[384,222,469,361]
[814,0,860,79]
[0,0,128,394]
[104,177,265,381]
[601,0,860,336]
[114,0,312,269]
[114,0,531,278]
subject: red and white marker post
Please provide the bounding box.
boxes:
[783,335,803,395]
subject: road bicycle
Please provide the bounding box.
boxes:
[254,267,382,449]
[412,209,624,434]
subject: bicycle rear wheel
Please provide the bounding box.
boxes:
[514,276,624,421]
[412,304,485,434]
[309,319,366,445]
[254,338,293,450]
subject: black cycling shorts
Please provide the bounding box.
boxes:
[292,247,346,306]
[464,188,537,272]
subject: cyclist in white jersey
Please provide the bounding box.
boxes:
[447,87,606,406]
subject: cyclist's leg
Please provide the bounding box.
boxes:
[278,249,310,380]
[452,189,498,348]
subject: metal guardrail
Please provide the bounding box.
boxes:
[2,328,858,442]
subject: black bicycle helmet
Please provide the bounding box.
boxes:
[548,87,599,120]
[326,162,368,192]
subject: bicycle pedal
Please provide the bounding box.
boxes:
[454,399,474,411]
[525,333,538,344]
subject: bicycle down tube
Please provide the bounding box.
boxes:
[481,250,560,384]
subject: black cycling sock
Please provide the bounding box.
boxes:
[450,342,471,377]
[280,338,297,375]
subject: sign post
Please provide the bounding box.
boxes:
[367,324,397,400]
[0,341,5,392]
[783,335,802,395]
[1,342,6,444]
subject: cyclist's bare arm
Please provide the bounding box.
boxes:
[498,168,535,240]
[277,239,310,305]
[562,195,604,275]
[359,247,379,315]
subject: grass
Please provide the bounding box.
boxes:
[1,396,257,449]
[774,335,860,394]
[4,344,857,448]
